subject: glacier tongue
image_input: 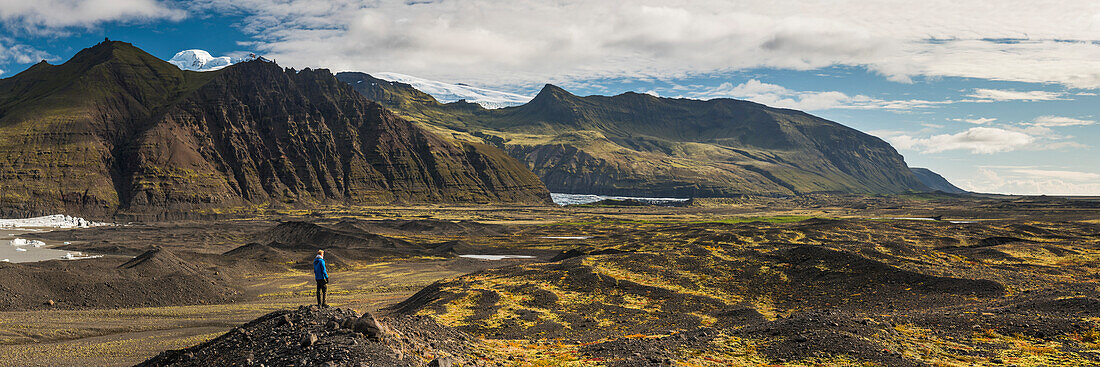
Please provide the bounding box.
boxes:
[169,49,258,72]
[0,214,110,228]
[371,72,531,109]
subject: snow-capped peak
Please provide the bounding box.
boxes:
[370,72,531,109]
[168,49,257,72]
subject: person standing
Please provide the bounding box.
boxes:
[314,250,329,307]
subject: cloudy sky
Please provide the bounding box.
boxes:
[1,0,1098,195]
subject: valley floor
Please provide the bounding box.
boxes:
[1,193,1098,366]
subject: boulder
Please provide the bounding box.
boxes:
[428,357,453,367]
[352,312,383,339]
[301,333,318,348]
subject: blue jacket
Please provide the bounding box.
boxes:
[313,256,328,280]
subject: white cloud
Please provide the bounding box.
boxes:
[879,120,1090,154]
[0,0,185,33]
[689,79,949,111]
[1031,115,1095,127]
[1011,169,1100,181]
[965,88,1065,101]
[0,37,50,69]
[959,167,1100,195]
[186,0,1100,89]
[881,127,1035,154]
[949,117,997,124]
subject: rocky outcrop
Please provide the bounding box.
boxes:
[0,41,550,219]
[138,306,486,367]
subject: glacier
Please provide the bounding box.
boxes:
[370,72,532,109]
[0,214,109,228]
[169,50,257,72]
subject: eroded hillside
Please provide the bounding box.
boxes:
[0,41,550,219]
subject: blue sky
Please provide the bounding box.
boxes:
[1,0,1098,195]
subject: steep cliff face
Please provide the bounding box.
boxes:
[0,41,549,218]
[0,41,210,217]
[338,72,929,197]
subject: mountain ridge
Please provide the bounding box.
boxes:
[338,72,930,197]
[0,41,551,218]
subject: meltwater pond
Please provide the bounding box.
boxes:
[459,255,537,260]
[882,217,978,224]
[551,193,690,206]
[0,230,98,263]
[0,214,109,262]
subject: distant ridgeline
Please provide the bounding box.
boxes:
[0,41,551,219]
[338,72,937,198]
[909,168,968,194]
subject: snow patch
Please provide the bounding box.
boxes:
[371,72,531,109]
[169,49,258,72]
[0,214,109,229]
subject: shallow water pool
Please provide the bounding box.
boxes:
[0,229,98,263]
[551,193,690,206]
[458,254,537,261]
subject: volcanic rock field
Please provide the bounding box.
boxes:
[0,194,1097,366]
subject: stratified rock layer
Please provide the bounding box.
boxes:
[0,41,550,218]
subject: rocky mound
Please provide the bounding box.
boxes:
[775,245,1005,305]
[221,242,300,271]
[139,306,486,367]
[332,218,513,237]
[256,221,416,250]
[547,247,627,262]
[0,248,239,310]
[119,247,200,272]
[428,240,479,255]
[244,221,452,267]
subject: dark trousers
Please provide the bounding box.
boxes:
[316,278,328,306]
